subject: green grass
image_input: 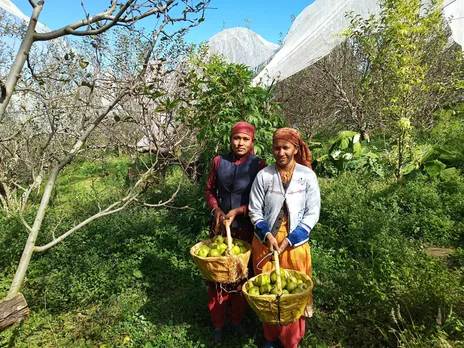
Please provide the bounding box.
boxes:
[1,156,463,347]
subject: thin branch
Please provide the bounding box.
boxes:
[33,0,177,41]
[34,193,138,252]
[143,181,181,207]
[34,161,160,252]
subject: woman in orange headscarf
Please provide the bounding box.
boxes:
[248,128,321,348]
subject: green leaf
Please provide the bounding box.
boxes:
[353,142,362,157]
[423,160,446,178]
[339,138,350,150]
[439,167,460,181]
[401,163,418,176]
[133,270,143,279]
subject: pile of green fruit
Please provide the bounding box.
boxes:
[194,235,249,258]
[247,269,310,296]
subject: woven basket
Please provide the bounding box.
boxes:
[190,221,251,284]
[190,239,251,283]
[242,251,313,326]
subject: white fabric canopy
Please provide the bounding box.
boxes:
[207,27,279,69]
[0,0,49,33]
[254,0,464,86]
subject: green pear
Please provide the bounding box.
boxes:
[248,286,260,296]
[209,248,222,257]
[270,271,277,283]
[288,275,298,284]
[231,245,241,255]
[235,240,245,247]
[198,248,209,258]
[260,283,272,295]
[286,281,297,292]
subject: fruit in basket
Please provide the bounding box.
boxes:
[240,246,248,254]
[270,270,277,283]
[248,286,260,296]
[218,243,228,253]
[235,240,245,247]
[254,274,271,287]
[198,246,210,258]
[291,287,304,294]
[287,275,298,284]
[210,243,218,249]
[260,283,272,295]
[209,248,222,257]
[214,235,224,244]
[247,269,311,296]
[285,281,297,292]
[232,245,241,255]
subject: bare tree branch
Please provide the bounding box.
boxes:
[33,1,177,41]
[28,0,38,8]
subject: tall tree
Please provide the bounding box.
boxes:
[0,0,209,302]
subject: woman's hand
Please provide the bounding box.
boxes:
[224,207,242,226]
[278,238,289,253]
[213,208,226,229]
[266,233,280,252]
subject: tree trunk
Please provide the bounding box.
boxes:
[0,293,29,332]
[360,128,370,142]
[7,165,60,297]
[0,3,43,121]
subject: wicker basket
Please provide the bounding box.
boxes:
[190,221,251,284]
[242,251,313,326]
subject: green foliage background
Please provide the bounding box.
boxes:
[1,1,464,345]
[1,152,463,347]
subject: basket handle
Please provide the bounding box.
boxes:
[225,219,233,256]
[274,250,283,296]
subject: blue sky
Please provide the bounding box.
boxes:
[13,0,314,44]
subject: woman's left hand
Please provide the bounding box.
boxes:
[224,207,242,226]
[279,239,290,253]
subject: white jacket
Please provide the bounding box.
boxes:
[248,163,321,247]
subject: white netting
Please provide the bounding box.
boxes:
[254,0,464,86]
[0,0,49,33]
[207,27,279,69]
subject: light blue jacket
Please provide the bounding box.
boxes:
[248,163,321,247]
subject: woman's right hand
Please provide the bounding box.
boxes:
[266,233,280,252]
[213,208,226,229]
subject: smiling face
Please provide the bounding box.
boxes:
[230,132,254,157]
[273,139,298,169]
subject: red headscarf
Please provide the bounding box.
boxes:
[273,128,312,169]
[230,121,255,155]
[231,121,255,138]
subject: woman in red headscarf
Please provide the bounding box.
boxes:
[249,128,321,348]
[204,121,267,344]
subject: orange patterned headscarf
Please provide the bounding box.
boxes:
[273,128,312,169]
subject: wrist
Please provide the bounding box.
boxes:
[211,206,219,216]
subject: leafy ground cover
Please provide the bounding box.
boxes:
[1,157,463,347]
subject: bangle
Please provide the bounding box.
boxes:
[211,207,219,216]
